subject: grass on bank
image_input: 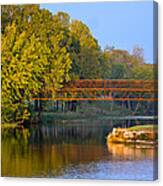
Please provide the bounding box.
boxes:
[1,123,18,129]
[128,124,158,131]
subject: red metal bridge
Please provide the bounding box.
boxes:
[32,79,157,102]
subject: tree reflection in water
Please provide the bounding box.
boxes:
[1,119,157,179]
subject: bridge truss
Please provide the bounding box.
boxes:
[32,79,158,102]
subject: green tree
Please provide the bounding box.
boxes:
[1,23,50,123]
[101,49,133,79]
[1,7,73,124]
[132,64,154,80]
[70,20,102,79]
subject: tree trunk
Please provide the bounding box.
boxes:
[56,101,59,112]
[34,100,39,111]
[127,100,131,112]
[61,101,64,112]
[132,102,141,115]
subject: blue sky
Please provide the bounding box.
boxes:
[40,1,154,63]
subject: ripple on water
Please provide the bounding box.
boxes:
[57,159,155,180]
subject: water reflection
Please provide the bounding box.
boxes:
[107,143,157,161]
[1,119,157,180]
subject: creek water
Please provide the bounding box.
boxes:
[1,118,157,180]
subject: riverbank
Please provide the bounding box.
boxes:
[40,112,157,121]
[107,125,158,145]
[36,100,132,120]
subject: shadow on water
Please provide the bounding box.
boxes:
[1,118,157,179]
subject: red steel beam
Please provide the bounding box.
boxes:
[32,97,157,101]
[58,88,157,92]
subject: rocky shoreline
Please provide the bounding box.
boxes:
[107,126,158,146]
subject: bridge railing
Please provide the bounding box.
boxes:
[63,79,157,88]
